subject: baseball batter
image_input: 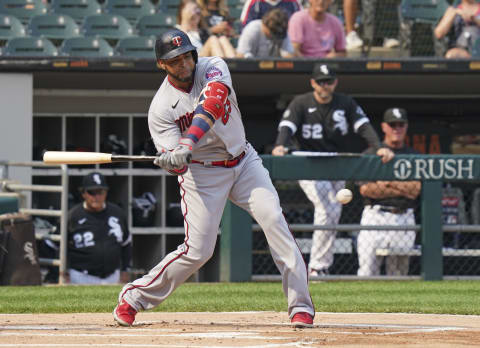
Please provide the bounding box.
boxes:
[357,108,421,276]
[272,64,394,276]
[113,28,315,328]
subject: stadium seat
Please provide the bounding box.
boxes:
[105,0,155,26]
[115,35,155,58]
[28,14,80,44]
[136,13,175,36]
[472,38,480,58]
[157,0,178,13]
[50,0,102,24]
[0,13,26,43]
[228,6,242,21]
[399,0,450,56]
[59,36,114,57]
[3,36,58,56]
[0,0,47,25]
[82,14,134,41]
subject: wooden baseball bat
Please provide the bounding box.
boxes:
[43,151,192,165]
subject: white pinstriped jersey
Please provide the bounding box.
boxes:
[148,56,246,162]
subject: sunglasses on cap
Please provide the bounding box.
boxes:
[85,189,107,196]
[315,79,335,86]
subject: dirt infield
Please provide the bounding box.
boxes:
[1,311,480,347]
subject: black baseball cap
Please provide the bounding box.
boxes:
[81,172,109,191]
[312,64,336,81]
[383,108,408,123]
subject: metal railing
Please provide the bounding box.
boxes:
[0,161,69,284]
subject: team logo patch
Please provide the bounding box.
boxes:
[393,108,402,118]
[171,36,182,47]
[205,66,222,80]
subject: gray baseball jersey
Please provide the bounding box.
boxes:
[119,56,315,320]
[148,56,246,161]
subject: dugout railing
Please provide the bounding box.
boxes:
[220,154,480,282]
[0,160,69,284]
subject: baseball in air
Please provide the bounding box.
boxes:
[336,189,353,204]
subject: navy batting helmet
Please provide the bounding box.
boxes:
[155,29,198,63]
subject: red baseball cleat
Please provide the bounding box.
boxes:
[113,299,137,326]
[291,312,314,328]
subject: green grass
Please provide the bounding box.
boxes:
[1,281,480,315]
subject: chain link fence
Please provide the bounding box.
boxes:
[329,0,463,58]
[252,179,480,277]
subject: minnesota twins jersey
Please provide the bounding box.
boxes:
[148,56,246,162]
[278,92,370,152]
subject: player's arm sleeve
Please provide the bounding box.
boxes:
[358,123,381,150]
[275,98,303,145]
[148,110,181,151]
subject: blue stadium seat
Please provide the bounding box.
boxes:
[105,0,155,25]
[0,0,47,25]
[399,0,450,56]
[4,36,58,56]
[157,0,178,12]
[115,35,155,58]
[50,0,102,24]
[59,36,114,57]
[136,13,175,36]
[0,13,26,42]
[82,14,134,41]
[28,14,80,44]
[472,38,480,58]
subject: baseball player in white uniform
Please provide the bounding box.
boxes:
[113,28,315,328]
[272,64,394,277]
[357,108,421,276]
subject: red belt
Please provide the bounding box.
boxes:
[191,151,246,168]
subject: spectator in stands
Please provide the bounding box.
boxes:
[67,172,132,284]
[343,0,363,50]
[357,108,421,277]
[272,64,394,277]
[177,0,236,58]
[434,0,480,59]
[240,0,302,27]
[288,0,346,57]
[237,8,294,58]
[197,0,236,38]
[343,0,399,51]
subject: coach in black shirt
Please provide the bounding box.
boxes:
[272,64,394,277]
[67,172,131,284]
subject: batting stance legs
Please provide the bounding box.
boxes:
[299,180,345,275]
[118,145,314,318]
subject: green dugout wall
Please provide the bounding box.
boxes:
[220,154,479,282]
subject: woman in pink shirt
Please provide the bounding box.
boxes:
[288,0,346,57]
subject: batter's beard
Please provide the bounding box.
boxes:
[168,66,196,83]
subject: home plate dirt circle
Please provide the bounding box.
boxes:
[1,311,480,347]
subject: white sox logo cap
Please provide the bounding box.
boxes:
[81,172,109,191]
[383,108,408,123]
[312,64,336,81]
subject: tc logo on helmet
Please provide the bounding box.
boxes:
[171,36,182,47]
